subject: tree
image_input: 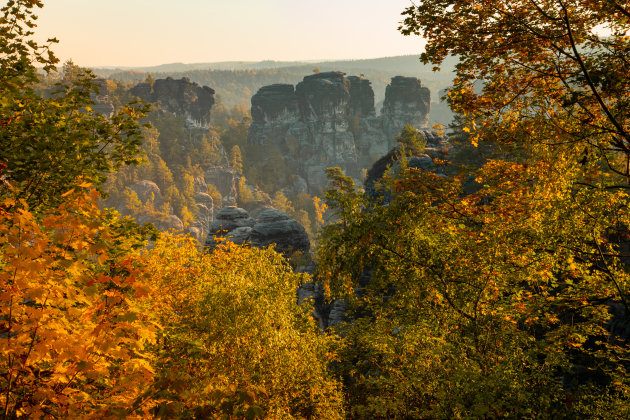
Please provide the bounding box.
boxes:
[0,185,159,418]
[314,2,630,416]
[230,145,244,175]
[396,123,426,155]
[399,0,630,179]
[141,236,345,418]
[319,161,630,417]
[0,1,149,211]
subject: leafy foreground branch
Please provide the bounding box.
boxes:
[313,1,630,417]
[319,160,630,417]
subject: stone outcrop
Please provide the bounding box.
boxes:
[251,84,299,123]
[205,207,309,257]
[117,179,218,239]
[249,208,311,253]
[204,166,238,206]
[381,76,431,140]
[130,180,163,206]
[207,207,255,239]
[130,77,215,128]
[247,73,435,193]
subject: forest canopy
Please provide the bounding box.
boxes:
[2,0,630,418]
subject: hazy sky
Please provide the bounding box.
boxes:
[34,0,425,67]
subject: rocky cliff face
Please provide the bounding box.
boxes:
[130,77,215,128]
[247,73,434,193]
[381,76,431,140]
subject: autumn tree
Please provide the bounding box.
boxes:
[319,164,630,416]
[399,0,630,177]
[396,123,426,155]
[0,184,160,418]
[0,3,163,417]
[141,236,345,419]
[316,1,630,416]
[230,145,244,175]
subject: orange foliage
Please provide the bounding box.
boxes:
[0,190,158,418]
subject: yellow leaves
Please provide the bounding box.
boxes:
[142,234,344,416]
[0,189,159,418]
[97,252,108,265]
[65,260,86,278]
[61,188,75,197]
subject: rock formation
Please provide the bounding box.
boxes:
[110,178,219,239]
[247,73,436,193]
[205,206,309,257]
[130,77,215,128]
[130,180,163,206]
[204,166,238,207]
[381,76,431,140]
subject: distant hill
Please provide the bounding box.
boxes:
[93,55,457,125]
[92,60,313,75]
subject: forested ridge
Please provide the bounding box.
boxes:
[2,0,630,418]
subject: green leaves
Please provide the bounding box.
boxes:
[318,146,630,415]
[143,237,345,418]
[0,3,149,212]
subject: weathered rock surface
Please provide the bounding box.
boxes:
[382,76,431,140]
[248,73,435,193]
[251,84,299,123]
[207,206,255,238]
[205,207,309,256]
[130,77,215,128]
[250,209,310,254]
[204,166,238,206]
[130,180,163,206]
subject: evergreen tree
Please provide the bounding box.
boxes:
[229,145,244,175]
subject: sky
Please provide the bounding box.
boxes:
[33,0,425,67]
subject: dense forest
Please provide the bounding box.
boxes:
[2,0,630,418]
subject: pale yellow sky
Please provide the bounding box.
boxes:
[33,0,425,67]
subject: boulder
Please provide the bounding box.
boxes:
[208,206,255,235]
[130,180,163,206]
[204,207,309,257]
[250,209,310,255]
